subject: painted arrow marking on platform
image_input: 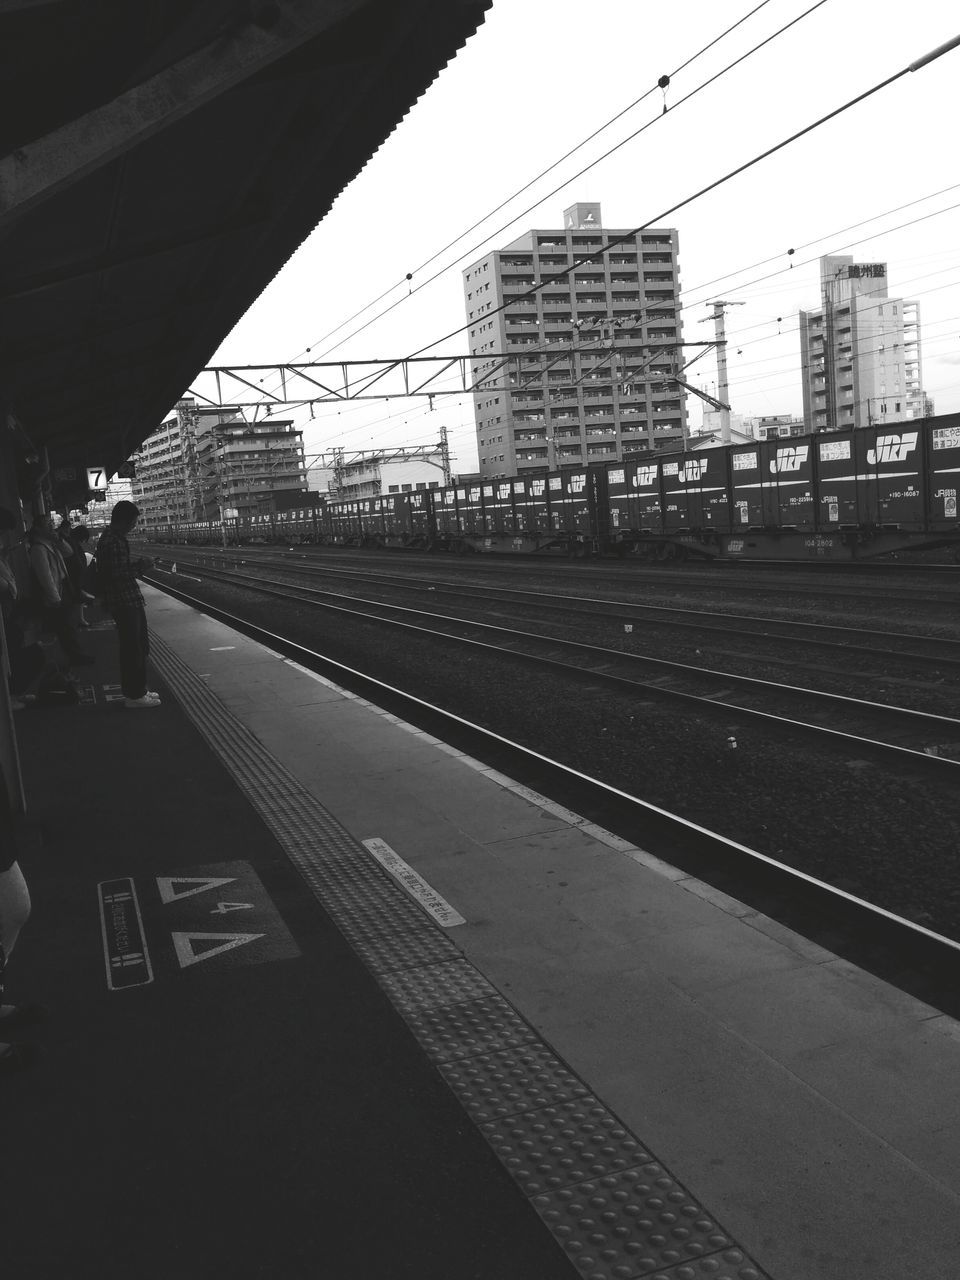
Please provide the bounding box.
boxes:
[157,876,237,904]
[171,931,265,969]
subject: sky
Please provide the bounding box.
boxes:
[203,0,960,478]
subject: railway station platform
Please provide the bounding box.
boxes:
[4,585,960,1280]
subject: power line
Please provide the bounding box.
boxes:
[316,0,836,365]
[279,0,780,366]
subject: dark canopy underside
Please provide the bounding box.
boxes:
[0,0,489,503]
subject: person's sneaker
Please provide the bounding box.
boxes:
[124,694,161,709]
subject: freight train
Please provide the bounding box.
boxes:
[151,413,960,563]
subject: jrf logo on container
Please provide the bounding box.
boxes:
[678,458,707,483]
[770,445,808,474]
[867,432,918,464]
[633,465,658,488]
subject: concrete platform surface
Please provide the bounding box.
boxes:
[5,585,959,1280]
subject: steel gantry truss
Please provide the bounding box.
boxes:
[185,343,718,412]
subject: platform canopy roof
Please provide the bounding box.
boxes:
[0,0,489,504]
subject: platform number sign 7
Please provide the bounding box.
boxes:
[86,466,108,491]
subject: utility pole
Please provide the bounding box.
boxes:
[212,436,228,547]
[700,301,744,443]
[438,423,452,486]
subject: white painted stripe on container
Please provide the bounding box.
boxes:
[362,838,466,927]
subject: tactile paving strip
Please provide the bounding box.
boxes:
[534,1168,734,1279]
[481,1096,652,1194]
[316,887,429,935]
[440,1045,592,1121]
[150,629,773,1280]
[641,1256,766,1280]
[399,994,540,1062]
[380,960,499,1011]
[347,927,461,973]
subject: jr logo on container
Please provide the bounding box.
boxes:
[867,432,918,464]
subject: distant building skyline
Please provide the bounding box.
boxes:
[131,401,307,528]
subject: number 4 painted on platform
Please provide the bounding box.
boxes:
[210,901,255,915]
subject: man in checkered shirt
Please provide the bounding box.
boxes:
[95,501,159,709]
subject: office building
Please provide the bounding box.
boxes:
[799,255,924,432]
[463,203,687,477]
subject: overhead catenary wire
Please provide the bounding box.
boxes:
[279,0,780,366]
[230,29,960,460]
[408,30,960,363]
[297,39,960,429]
[279,19,957,420]
[310,0,835,368]
[230,0,800,420]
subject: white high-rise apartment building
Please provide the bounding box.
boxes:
[799,255,924,432]
[463,203,687,478]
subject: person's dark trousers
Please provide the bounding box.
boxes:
[42,601,87,664]
[110,605,149,699]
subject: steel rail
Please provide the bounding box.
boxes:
[222,555,960,669]
[152,560,960,777]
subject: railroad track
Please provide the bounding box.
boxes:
[145,569,960,1022]
[148,540,960,609]
[150,556,960,780]
[198,553,960,673]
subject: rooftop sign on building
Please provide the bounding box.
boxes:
[563,202,602,230]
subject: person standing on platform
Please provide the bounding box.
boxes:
[96,501,159,710]
[27,514,93,669]
[57,519,93,628]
